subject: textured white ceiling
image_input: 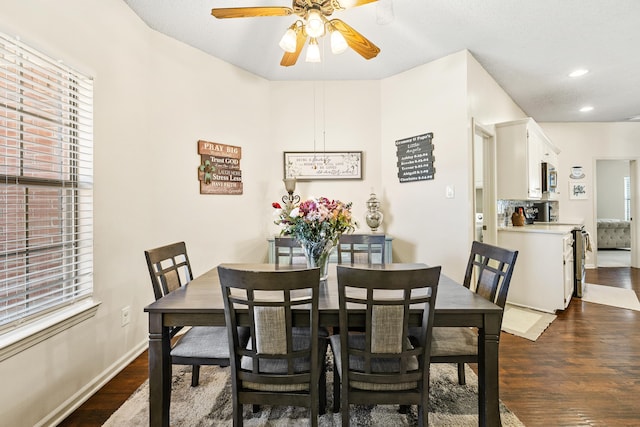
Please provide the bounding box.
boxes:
[123,0,640,122]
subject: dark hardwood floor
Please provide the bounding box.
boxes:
[499,267,640,427]
[59,267,640,426]
[58,349,149,427]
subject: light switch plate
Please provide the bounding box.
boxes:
[446,185,455,199]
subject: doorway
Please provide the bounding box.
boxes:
[595,159,634,267]
[472,120,497,245]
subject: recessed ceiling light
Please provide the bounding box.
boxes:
[569,69,589,78]
[579,106,594,112]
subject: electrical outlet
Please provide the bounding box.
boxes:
[121,306,131,326]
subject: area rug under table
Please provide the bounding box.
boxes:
[104,357,524,426]
[501,303,557,341]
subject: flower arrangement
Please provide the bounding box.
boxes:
[272,196,357,277]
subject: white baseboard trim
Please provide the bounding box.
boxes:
[37,339,148,427]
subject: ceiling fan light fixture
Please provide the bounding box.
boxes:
[339,0,357,8]
[306,9,325,38]
[330,28,348,54]
[279,27,298,53]
[569,69,589,78]
[306,38,321,63]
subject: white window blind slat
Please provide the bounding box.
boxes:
[624,176,631,221]
[0,31,93,333]
[1,252,93,284]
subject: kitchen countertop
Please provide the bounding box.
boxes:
[498,223,581,234]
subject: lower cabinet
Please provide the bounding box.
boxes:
[498,227,575,313]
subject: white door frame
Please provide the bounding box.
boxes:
[593,157,638,268]
[471,119,497,245]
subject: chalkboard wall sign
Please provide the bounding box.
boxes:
[395,132,435,183]
[197,140,243,195]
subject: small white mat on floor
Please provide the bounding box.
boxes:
[581,283,640,311]
[501,304,557,341]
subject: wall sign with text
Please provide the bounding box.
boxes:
[284,151,362,180]
[197,140,243,195]
[395,132,435,183]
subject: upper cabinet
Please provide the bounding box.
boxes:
[496,118,560,200]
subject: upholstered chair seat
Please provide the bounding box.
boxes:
[330,264,441,427]
[428,241,518,385]
[218,265,324,427]
[171,326,249,360]
[430,327,477,357]
[329,334,419,391]
[145,241,249,387]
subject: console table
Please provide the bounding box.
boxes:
[267,234,393,264]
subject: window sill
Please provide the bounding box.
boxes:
[0,299,101,362]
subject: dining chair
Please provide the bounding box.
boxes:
[429,241,518,385]
[217,265,326,427]
[329,264,441,426]
[144,241,249,386]
[336,234,386,264]
[274,236,306,266]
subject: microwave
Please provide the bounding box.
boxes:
[541,162,557,194]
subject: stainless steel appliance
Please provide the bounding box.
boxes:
[532,201,553,222]
[573,226,587,297]
[541,162,557,195]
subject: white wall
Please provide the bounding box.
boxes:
[540,123,640,266]
[0,1,554,425]
[466,52,527,126]
[379,51,525,280]
[268,80,383,232]
[379,51,526,281]
[597,160,629,219]
[0,1,272,425]
[466,52,528,244]
[380,52,469,279]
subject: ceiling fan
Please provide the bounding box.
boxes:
[211,0,381,67]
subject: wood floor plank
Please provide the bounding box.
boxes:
[59,267,640,426]
[499,267,640,426]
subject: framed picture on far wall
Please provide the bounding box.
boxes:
[283,151,362,180]
[569,181,588,200]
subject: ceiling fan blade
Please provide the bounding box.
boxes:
[211,7,293,19]
[330,19,380,60]
[280,29,307,67]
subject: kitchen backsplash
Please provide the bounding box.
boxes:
[497,199,559,226]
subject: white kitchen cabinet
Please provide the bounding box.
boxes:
[496,118,559,200]
[498,224,576,313]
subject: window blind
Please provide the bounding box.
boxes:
[0,32,93,332]
[624,176,631,221]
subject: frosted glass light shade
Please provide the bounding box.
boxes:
[331,30,348,54]
[279,28,297,53]
[306,10,325,37]
[283,178,296,193]
[305,38,321,62]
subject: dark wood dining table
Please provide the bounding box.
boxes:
[144,263,504,427]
